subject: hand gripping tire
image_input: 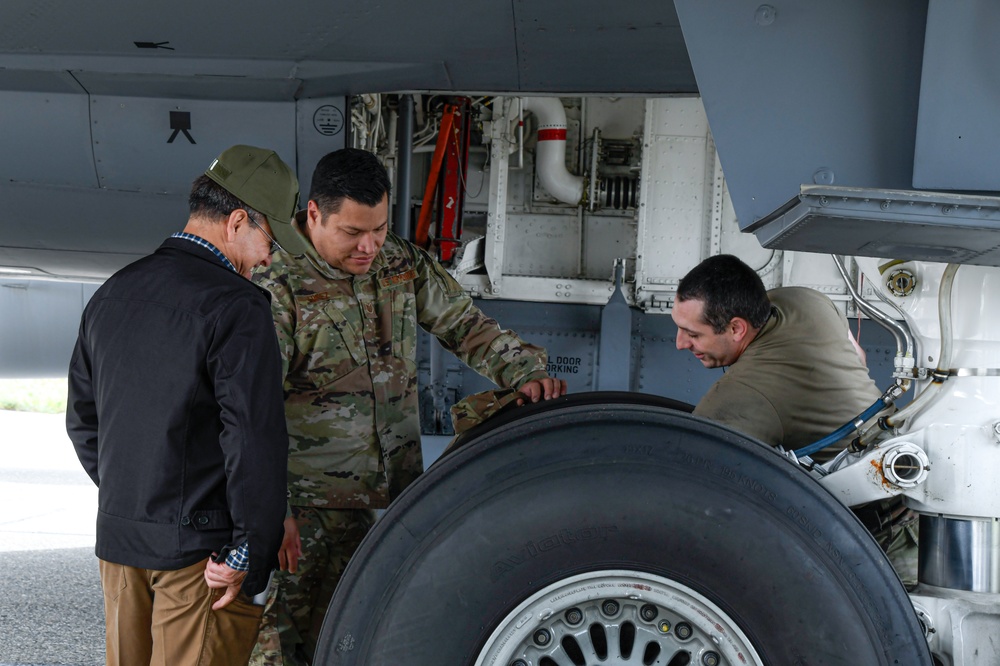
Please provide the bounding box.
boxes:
[315,393,931,665]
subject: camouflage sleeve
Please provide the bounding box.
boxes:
[411,246,548,389]
[254,268,297,381]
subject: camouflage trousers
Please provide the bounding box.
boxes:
[859,497,919,591]
[248,507,375,666]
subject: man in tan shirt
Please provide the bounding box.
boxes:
[672,254,917,588]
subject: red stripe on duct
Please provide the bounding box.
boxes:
[537,128,567,141]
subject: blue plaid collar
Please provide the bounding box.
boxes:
[171,233,237,273]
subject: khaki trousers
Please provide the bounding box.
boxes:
[100,557,264,666]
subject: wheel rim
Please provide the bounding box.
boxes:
[475,570,763,666]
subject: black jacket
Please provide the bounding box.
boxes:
[66,237,288,595]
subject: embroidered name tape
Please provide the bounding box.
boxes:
[379,269,418,288]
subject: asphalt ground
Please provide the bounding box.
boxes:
[0,410,453,666]
[0,410,103,666]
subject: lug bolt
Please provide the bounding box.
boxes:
[565,608,583,624]
[533,629,551,646]
[702,651,720,666]
[658,620,671,633]
[640,604,658,621]
[675,622,693,640]
[601,600,620,616]
[511,661,528,666]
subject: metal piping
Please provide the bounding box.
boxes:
[825,255,916,449]
[521,97,585,205]
[885,263,959,429]
[394,94,415,241]
[833,255,914,365]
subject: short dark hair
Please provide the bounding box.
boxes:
[188,174,260,221]
[676,254,772,332]
[309,148,391,215]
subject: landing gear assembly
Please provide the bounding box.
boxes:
[315,394,931,665]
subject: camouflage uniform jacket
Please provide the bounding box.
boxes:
[255,231,548,509]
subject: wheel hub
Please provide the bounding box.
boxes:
[475,570,763,666]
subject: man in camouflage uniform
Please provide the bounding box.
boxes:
[250,148,566,665]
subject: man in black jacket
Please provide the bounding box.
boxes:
[66,144,299,666]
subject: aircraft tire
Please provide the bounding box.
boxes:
[315,394,931,665]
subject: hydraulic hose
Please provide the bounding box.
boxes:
[805,262,960,460]
[797,256,911,459]
[884,263,959,429]
[854,379,911,448]
[793,397,888,458]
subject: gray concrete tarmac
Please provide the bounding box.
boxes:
[0,411,453,666]
[0,410,103,666]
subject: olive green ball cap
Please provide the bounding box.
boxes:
[204,145,302,249]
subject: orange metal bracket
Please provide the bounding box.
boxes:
[414,104,460,248]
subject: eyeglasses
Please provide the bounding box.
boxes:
[244,209,283,254]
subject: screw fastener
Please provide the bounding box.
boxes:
[533,629,551,646]
[675,622,693,640]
